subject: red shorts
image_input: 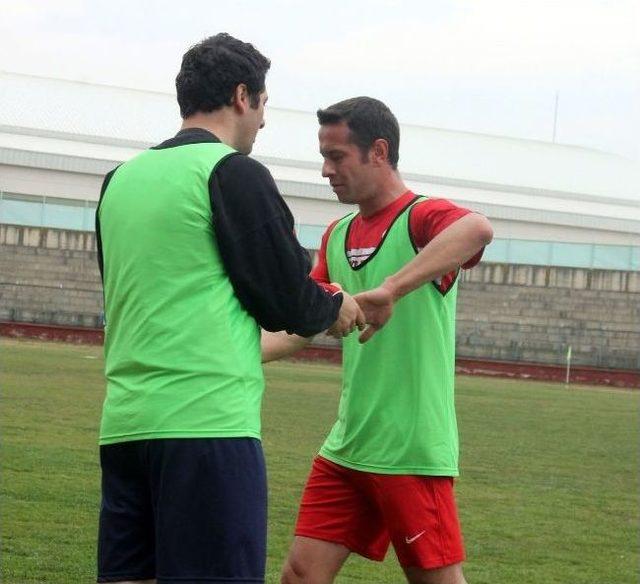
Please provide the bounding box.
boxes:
[294,456,465,570]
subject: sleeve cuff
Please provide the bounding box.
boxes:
[318,282,341,295]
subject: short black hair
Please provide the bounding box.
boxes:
[317,97,400,169]
[176,33,271,119]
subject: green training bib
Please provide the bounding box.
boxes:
[320,198,460,475]
[98,143,263,445]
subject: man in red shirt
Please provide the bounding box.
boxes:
[263,97,493,584]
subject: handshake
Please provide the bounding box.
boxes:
[260,282,398,363]
[327,283,396,344]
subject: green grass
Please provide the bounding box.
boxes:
[1,339,638,583]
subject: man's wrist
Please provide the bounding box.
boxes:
[381,278,401,301]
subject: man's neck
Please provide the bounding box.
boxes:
[181,112,236,149]
[359,172,408,217]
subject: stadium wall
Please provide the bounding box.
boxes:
[1,224,638,371]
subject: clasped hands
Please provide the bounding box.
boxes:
[326,283,395,343]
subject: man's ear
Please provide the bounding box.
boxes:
[372,138,389,166]
[232,83,249,114]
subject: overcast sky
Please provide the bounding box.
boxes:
[1,0,638,160]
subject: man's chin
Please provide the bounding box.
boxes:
[334,190,354,204]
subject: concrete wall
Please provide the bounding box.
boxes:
[1,224,638,370]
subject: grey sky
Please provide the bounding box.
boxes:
[1,0,638,160]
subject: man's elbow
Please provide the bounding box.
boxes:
[473,214,494,247]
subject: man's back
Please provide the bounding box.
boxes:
[98,141,263,445]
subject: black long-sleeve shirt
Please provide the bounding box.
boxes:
[97,128,340,337]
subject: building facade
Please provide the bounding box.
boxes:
[1,72,639,369]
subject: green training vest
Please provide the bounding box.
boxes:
[98,143,264,445]
[320,197,460,475]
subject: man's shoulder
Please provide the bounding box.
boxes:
[213,155,279,197]
[410,196,468,219]
[211,154,287,218]
[217,153,271,178]
[414,196,454,209]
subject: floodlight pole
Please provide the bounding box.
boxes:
[552,91,559,143]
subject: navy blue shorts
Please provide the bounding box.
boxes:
[97,438,267,584]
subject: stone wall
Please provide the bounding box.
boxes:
[1,224,638,369]
[0,225,102,328]
[457,265,639,369]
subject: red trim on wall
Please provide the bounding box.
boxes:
[454,358,639,389]
[2,321,637,389]
[291,348,639,389]
[1,321,104,345]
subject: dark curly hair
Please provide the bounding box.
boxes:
[317,97,400,169]
[176,33,271,118]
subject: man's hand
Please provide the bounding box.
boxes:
[353,285,395,343]
[327,289,366,338]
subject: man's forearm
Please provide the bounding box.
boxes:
[261,330,312,363]
[384,213,493,300]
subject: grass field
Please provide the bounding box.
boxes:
[1,339,639,583]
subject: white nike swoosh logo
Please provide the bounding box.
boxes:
[405,530,426,544]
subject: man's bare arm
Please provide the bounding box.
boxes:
[261,330,311,363]
[356,213,493,342]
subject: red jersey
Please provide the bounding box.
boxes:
[311,191,483,295]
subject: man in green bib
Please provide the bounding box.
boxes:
[264,97,493,584]
[96,35,364,584]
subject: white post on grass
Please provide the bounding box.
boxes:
[565,345,572,386]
